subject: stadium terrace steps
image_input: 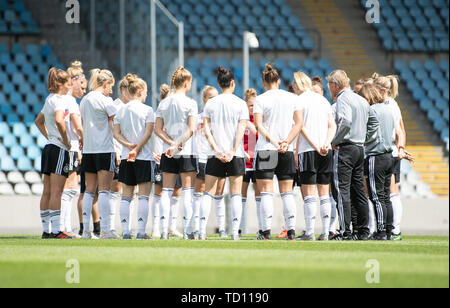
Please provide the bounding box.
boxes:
[296,0,449,198]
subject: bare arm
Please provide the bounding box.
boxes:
[113,124,136,150]
[128,123,154,162]
[231,119,248,154]
[55,110,70,149]
[70,113,83,150]
[203,117,220,153]
[154,117,175,147]
[174,115,196,149]
[35,113,48,139]
[280,110,304,153]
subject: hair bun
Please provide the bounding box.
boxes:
[265,63,273,71]
[125,73,138,83]
[71,61,82,69]
[218,66,228,75]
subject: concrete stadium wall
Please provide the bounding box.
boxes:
[0,194,448,235]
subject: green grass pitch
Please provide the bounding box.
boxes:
[0,235,448,288]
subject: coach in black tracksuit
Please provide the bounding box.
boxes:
[327,70,379,240]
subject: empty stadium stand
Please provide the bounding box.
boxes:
[361,0,449,52]
[0,0,39,35]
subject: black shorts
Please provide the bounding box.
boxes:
[293,171,301,187]
[298,150,333,185]
[82,153,116,174]
[68,151,80,173]
[392,156,401,184]
[153,163,182,188]
[197,162,207,180]
[41,144,70,178]
[243,170,257,183]
[255,151,296,181]
[118,160,153,186]
[160,155,197,174]
[205,157,246,178]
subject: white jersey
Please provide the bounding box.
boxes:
[387,97,403,158]
[297,91,334,154]
[112,98,125,155]
[155,94,198,156]
[80,91,117,154]
[114,100,155,161]
[253,89,301,152]
[194,111,212,162]
[203,93,249,158]
[41,93,70,150]
[65,95,81,152]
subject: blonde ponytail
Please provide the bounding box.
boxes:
[89,68,114,91]
[387,75,399,99]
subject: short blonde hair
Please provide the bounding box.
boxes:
[201,85,217,102]
[326,70,350,89]
[244,88,257,102]
[294,72,313,93]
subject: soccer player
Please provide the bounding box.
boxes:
[155,67,198,240]
[241,88,260,238]
[199,66,249,241]
[359,82,405,240]
[35,68,73,239]
[254,63,303,241]
[192,86,227,239]
[293,72,337,241]
[311,76,324,96]
[327,70,379,241]
[114,74,155,240]
[80,69,118,240]
[60,61,86,239]
[109,76,131,237]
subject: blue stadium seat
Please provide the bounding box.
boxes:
[37,135,47,148]
[27,145,41,160]
[17,157,33,172]
[10,145,25,160]
[3,134,18,148]
[0,157,16,172]
[34,156,41,171]
[12,123,27,136]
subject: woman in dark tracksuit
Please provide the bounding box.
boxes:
[359,83,405,240]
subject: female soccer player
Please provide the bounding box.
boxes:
[359,82,405,240]
[114,74,154,240]
[241,88,261,238]
[35,67,73,239]
[60,61,86,238]
[155,67,198,240]
[151,84,184,238]
[192,85,228,239]
[293,72,336,241]
[199,66,249,241]
[253,63,303,241]
[80,68,118,240]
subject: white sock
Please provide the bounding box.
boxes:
[200,192,213,236]
[151,195,161,233]
[129,195,136,232]
[120,197,131,235]
[40,210,51,233]
[215,195,226,232]
[391,193,402,234]
[231,194,243,236]
[169,196,180,232]
[260,192,274,232]
[82,192,95,233]
[368,198,376,234]
[182,188,194,235]
[255,196,262,232]
[192,192,202,234]
[64,190,77,233]
[98,191,111,234]
[304,196,317,236]
[50,210,61,234]
[281,192,296,232]
[240,197,247,233]
[160,188,173,235]
[137,196,150,235]
[109,192,121,231]
[320,195,331,236]
[329,194,338,234]
[60,191,69,231]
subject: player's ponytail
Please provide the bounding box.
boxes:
[47,67,70,93]
[293,71,313,93]
[126,73,147,98]
[358,83,384,106]
[171,66,192,90]
[160,83,171,101]
[89,68,114,91]
[67,60,84,79]
[262,63,280,85]
[387,75,399,99]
